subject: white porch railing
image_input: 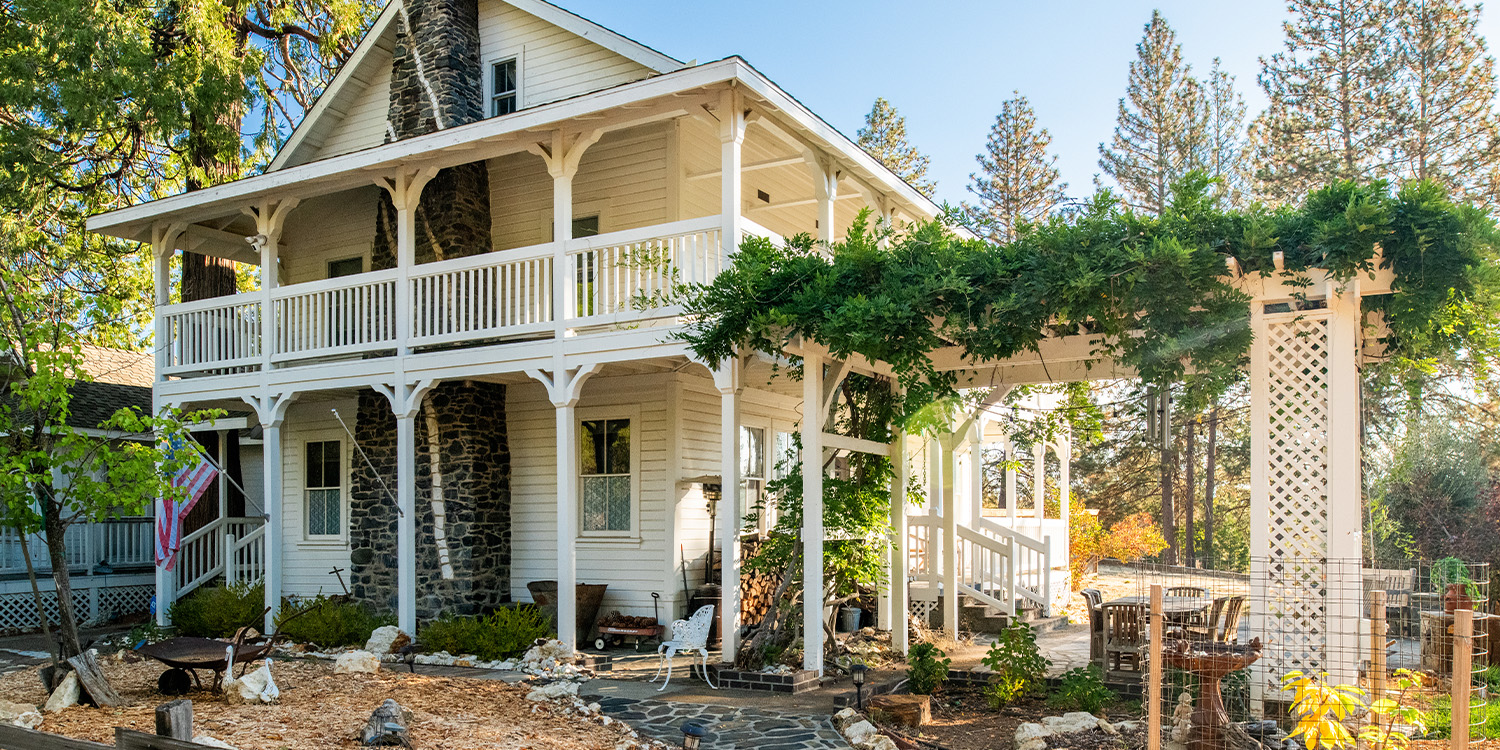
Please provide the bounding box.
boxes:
[224,523,268,587]
[175,517,265,598]
[907,511,1057,619]
[158,217,737,376]
[567,217,724,325]
[162,297,263,375]
[0,518,154,576]
[955,525,1015,616]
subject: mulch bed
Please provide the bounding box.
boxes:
[0,653,648,749]
[878,688,1142,750]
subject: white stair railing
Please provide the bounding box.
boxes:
[954,525,1015,616]
[224,523,268,587]
[174,517,267,599]
[906,512,1057,620]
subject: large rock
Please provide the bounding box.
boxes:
[869,694,931,727]
[863,738,899,750]
[0,700,41,728]
[1042,712,1100,734]
[525,681,580,702]
[832,707,861,732]
[364,627,411,656]
[335,651,382,674]
[43,672,79,713]
[1014,722,1050,750]
[192,736,238,750]
[843,719,878,745]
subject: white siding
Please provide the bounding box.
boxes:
[239,444,266,518]
[308,0,656,165]
[277,399,357,598]
[279,187,379,285]
[313,47,394,161]
[678,116,720,221]
[508,374,673,618]
[479,0,654,110]
[489,124,672,251]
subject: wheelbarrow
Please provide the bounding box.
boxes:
[594,624,664,652]
[136,628,275,695]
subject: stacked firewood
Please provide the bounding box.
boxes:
[597,612,657,629]
[738,538,781,626]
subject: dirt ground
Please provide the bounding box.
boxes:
[877,687,1142,750]
[0,655,651,750]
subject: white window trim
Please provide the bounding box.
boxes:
[298,432,349,546]
[577,405,641,541]
[489,53,523,116]
[738,418,771,535]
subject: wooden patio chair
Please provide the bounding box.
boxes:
[1187,596,1230,641]
[1101,603,1146,675]
[1167,585,1210,598]
[1215,596,1246,643]
[1080,588,1105,665]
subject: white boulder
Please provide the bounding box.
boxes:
[832,707,861,731]
[43,672,79,713]
[1014,722,1050,750]
[0,700,41,728]
[191,736,238,749]
[1043,712,1100,734]
[525,681,581,702]
[334,651,381,674]
[843,719,878,745]
[862,737,899,750]
[363,626,411,655]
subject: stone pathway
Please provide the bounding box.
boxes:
[595,696,851,750]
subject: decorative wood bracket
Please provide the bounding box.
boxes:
[526,364,601,408]
[374,379,438,419]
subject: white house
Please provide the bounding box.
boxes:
[83,0,1113,673]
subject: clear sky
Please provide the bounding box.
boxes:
[556,0,1500,207]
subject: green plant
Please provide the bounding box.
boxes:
[274,596,393,649]
[168,582,265,638]
[418,605,554,662]
[1281,669,1428,750]
[1425,695,1500,739]
[1047,666,1114,713]
[126,621,172,647]
[905,642,950,695]
[1433,557,1480,599]
[980,623,1051,707]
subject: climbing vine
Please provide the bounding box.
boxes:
[682,175,1500,422]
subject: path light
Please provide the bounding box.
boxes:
[852,662,868,710]
[680,721,706,749]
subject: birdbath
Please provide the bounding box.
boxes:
[1161,638,1263,750]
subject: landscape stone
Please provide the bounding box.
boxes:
[843,719,878,744]
[1015,721,1050,750]
[43,672,78,712]
[0,699,41,728]
[1042,712,1099,733]
[364,626,411,655]
[334,651,381,674]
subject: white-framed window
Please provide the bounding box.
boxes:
[580,417,633,534]
[491,57,519,117]
[304,440,343,538]
[327,256,364,279]
[739,425,766,531]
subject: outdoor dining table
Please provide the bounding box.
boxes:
[1101,595,1213,615]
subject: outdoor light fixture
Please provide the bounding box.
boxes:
[680,721,706,749]
[702,483,722,512]
[851,662,868,710]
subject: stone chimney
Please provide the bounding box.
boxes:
[350,0,512,619]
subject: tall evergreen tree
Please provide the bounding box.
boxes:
[964,93,1068,243]
[1098,11,1206,215]
[1201,59,1249,208]
[1394,0,1500,207]
[857,98,937,198]
[1255,0,1401,202]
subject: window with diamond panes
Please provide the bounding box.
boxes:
[305,440,342,537]
[580,419,631,533]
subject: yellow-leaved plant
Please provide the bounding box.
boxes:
[1281,670,1427,750]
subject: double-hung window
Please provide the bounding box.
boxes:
[305,440,343,538]
[580,419,631,533]
[740,426,766,531]
[491,58,518,117]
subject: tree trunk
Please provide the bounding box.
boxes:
[1159,389,1177,565]
[15,526,55,665]
[41,501,82,660]
[1183,416,1196,568]
[1202,404,1219,570]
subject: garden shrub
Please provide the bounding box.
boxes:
[274,595,393,649]
[905,642,950,695]
[1046,666,1114,713]
[418,605,553,661]
[168,582,265,638]
[981,622,1051,707]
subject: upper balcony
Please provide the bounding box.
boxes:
[158,214,785,378]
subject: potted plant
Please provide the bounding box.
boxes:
[1432,557,1478,613]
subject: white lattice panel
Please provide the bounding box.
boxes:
[0,581,152,634]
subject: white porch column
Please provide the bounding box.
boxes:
[721,89,747,258]
[527,365,599,650]
[1003,433,1018,526]
[250,392,294,633]
[800,349,825,673]
[376,172,434,356]
[814,159,838,244]
[714,361,742,664]
[150,225,181,627]
[968,423,983,528]
[1032,440,1046,519]
[530,130,602,332]
[941,434,959,638]
[246,198,298,372]
[396,411,417,632]
[887,427,909,654]
[1250,277,1365,693]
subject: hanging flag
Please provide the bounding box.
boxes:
[156,435,218,571]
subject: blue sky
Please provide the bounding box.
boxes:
[558,0,1500,207]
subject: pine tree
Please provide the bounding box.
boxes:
[1394,0,1500,207]
[857,98,937,198]
[1201,59,1249,207]
[1098,11,1206,215]
[1255,0,1401,202]
[964,93,1068,243]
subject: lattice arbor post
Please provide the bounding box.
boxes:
[1249,277,1366,702]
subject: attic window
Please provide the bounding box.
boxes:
[491,58,518,117]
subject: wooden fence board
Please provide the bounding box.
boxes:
[0,724,113,750]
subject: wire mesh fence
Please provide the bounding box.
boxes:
[1094,557,1489,750]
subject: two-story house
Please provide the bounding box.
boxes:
[87,0,1075,673]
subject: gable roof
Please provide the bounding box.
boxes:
[268,0,685,171]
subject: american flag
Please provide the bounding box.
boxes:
[156,435,218,571]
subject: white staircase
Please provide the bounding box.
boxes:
[172,517,267,599]
[907,512,1068,625]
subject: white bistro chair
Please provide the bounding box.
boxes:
[651,604,717,692]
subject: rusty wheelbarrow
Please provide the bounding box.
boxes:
[136,628,275,695]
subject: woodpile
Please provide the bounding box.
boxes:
[737,538,781,627]
[596,613,656,629]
